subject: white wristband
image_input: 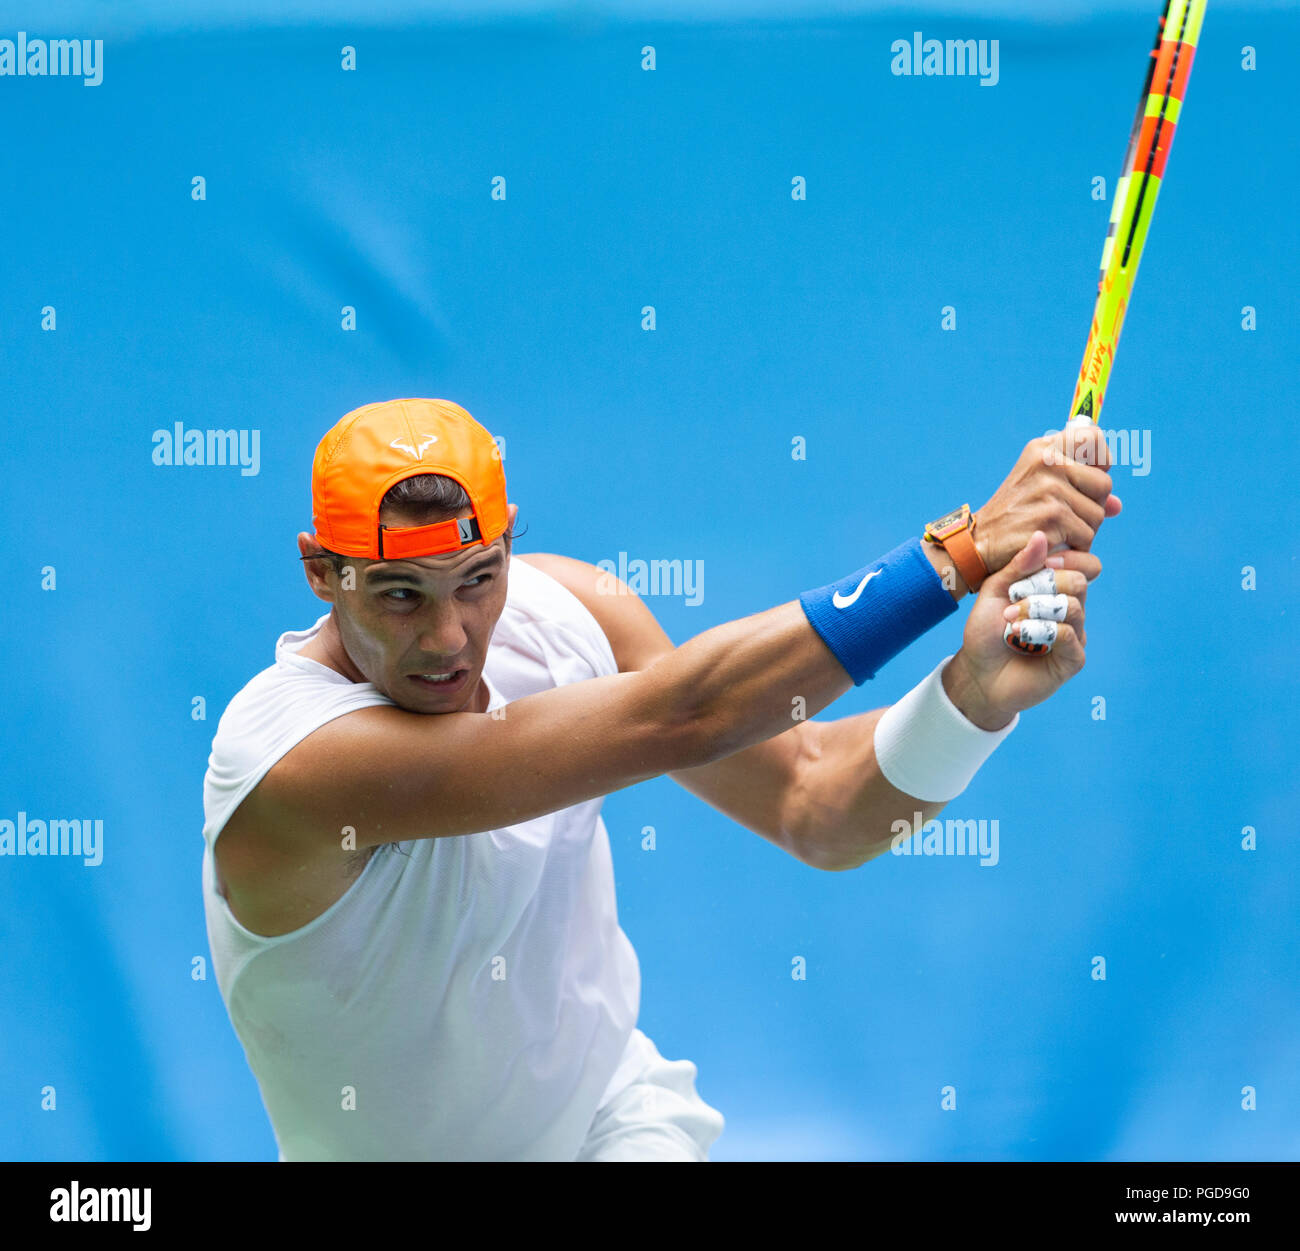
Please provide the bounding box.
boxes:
[873,656,1019,802]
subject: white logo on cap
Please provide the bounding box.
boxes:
[390,434,439,458]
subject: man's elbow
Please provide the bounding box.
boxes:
[779,740,874,872]
[798,840,870,873]
[791,825,892,873]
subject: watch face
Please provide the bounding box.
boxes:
[928,506,969,538]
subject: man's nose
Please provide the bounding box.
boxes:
[417,604,468,658]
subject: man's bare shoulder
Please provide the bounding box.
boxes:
[514,552,672,673]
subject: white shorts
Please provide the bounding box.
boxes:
[576,1028,725,1162]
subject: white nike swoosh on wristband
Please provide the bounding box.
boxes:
[832,569,883,609]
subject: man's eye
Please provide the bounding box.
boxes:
[464,574,492,589]
[383,588,418,603]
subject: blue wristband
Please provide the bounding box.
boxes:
[798,536,958,684]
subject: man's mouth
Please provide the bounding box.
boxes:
[409,669,469,692]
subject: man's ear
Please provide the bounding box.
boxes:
[297,531,338,602]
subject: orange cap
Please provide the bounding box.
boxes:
[311,398,508,560]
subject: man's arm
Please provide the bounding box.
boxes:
[519,417,1116,872]
[518,553,957,870]
[246,564,906,857]
[258,427,1113,865]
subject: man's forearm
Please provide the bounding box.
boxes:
[639,576,1008,862]
[782,653,1012,871]
[643,600,858,763]
[521,550,1005,868]
[781,705,949,872]
[655,537,975,762]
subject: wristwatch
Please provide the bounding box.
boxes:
[923,504,988,593]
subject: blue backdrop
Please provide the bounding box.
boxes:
[1,0,1295,1162]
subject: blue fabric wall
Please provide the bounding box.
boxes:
[1,1,1295,1160]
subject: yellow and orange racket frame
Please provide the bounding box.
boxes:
[1069,0,1208,427]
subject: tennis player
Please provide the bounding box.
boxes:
[201,397,1118,1161]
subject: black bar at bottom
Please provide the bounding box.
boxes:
[2,1160,1291,1235]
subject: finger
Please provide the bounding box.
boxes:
[1002,619,1086,668]
[984,530,1050,595]
[1060,594,1085,638]
[1056,569,1089,608]
[1006,567,1089,599]
[1055,460,1115,506]
[1002,592,1087,642]
[1053,420,1113,472]
[1007,568,1059,601]
[1049,498,1101,552]
[1054,483,1109,535]
[1050,549,1102,583]
[1037,569,1090,599]
[1047,620,1086,671]
[1003,593,1070,622]
[1104,494,1123,518]
[1003,618,1057,654]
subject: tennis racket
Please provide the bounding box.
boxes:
[1006,1,1208,653]
[1068,0,1208,427]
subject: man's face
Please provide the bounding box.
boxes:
[306,507,514,714]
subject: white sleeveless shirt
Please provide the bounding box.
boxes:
[201,556,643,1161]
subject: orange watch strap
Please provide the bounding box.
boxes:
[941,525,988,592]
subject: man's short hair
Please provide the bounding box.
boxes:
[381,472,473,519]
